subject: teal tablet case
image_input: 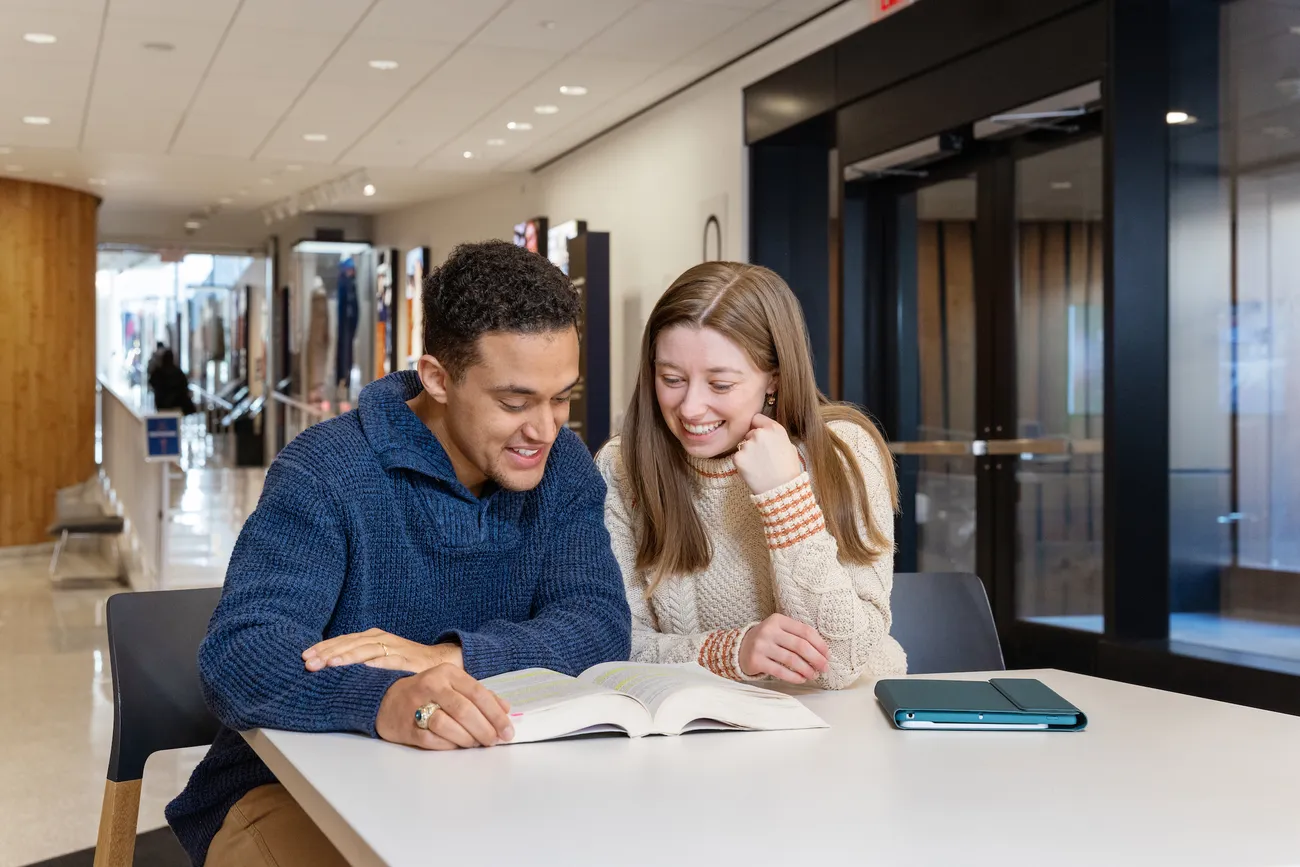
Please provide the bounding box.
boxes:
[874,678,1088,731]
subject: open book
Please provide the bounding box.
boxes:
[481,662,829,744]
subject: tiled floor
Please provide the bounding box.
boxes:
[0,466,262,867]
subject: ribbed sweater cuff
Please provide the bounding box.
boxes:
[751,472,826,550]
[697,623,764,682]
[439,629,513,680]
[347,668,410,737]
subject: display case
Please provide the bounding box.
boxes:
[290,240,377,407]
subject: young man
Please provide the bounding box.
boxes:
[166,240,632,866]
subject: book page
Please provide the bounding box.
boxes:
[578,662,829,736]
[481,668,652,743]
[577,662,755,715]
[482,668,616,714]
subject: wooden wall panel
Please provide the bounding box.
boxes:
[0,179,99,547]
[916,222,945,437]
[943,222,976,438]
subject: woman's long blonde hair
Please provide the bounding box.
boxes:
[621,262,898,595]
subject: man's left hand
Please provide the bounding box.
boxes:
[303,629,462,673]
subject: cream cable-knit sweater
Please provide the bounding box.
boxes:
[596,419,906,690]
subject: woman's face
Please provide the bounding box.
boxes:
[653,325,775,459]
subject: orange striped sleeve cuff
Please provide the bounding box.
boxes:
[752,472,826,550]
[697,627,746,681]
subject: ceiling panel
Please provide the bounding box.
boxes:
[109,0,242,24]
[471,0,640,53]
[577,1,751,61]
[169,112,279,159]
[205,26,341,79]
[96,14,230,74]
[313,37,459,90]
[354,0,510,42]
[82,107,185,153]
[673,0,778,8]
[235,0,376,35]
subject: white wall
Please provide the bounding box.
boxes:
[376,0,887,424]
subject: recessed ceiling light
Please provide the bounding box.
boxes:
[541,20,557,29]
[259,177,274,185]
[142,41,174,52]
[239,189,250,196]
[534,104,559,115]
[52,170,65,178]
[23,116,51,125]
[184,220,202,230]
[219,196,233,204]
[0,147,11,155]
[303,133,328,142]
[559,85,587,96]
[487,138,506,146]
[23,33,57,45]
[463,151,474,159]
[5,165,24,173]
[1050,181,1073,190]
[368,59,398,70]
[363,183,376,196]
[506,121,532,131]
[88,177,107,185]
[1291,25,1300,35]
[285,164,303,171]
[1166,110,1195,125]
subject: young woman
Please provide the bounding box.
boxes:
[596,262,906,689]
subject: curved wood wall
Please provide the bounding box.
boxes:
[0,179,99,547]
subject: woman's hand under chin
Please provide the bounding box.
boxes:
[732,413,803,495]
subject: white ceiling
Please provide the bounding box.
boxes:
[0,0,841,222]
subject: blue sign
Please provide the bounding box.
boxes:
[145,414,182,462]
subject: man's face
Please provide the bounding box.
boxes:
[439,328,580,493]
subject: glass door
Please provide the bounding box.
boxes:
[847,115,1105,658]
[1012,138,1105,631]
[888,175,979,575]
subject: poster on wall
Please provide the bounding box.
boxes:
[547,220,587,276]
[404,247,429,368]
[513,217,549,258]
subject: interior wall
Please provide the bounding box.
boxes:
[0,179,100,547]
[375,0,883,429]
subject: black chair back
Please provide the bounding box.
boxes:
[890,572,1005,673]
[105,587,222,782]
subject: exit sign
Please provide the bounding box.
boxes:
[881,0,906,10]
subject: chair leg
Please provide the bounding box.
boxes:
[49,529,68,578]
[92,778,142,867]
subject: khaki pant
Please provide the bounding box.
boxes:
[206,784,350,867]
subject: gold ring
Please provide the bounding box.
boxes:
[379,642,389,657]
[414,702,440,730]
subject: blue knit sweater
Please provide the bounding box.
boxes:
[165,371,632,864]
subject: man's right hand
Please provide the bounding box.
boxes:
[376,664,514,750]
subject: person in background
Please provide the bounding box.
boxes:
[147,348,196,415]
[597,262,906,690]
[146,340,166,379]
[166,240,632,867]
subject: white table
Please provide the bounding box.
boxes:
[245,669,1300,866]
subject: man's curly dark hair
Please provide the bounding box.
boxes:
[422,240,581,380]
